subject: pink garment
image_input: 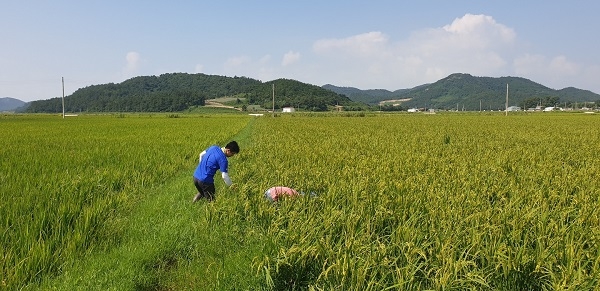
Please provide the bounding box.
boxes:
[266,186,299,201]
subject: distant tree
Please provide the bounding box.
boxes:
[520,96,560,109]
[25,73,351,113]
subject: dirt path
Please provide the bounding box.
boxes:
[205,100,242,111]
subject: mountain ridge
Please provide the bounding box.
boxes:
[323,73,600,110]
[10,72,600,113]
[25,73,355,113]
[0,97,27,111]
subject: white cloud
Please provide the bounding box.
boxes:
[282,51,300,66]
[305,14,521,89]
[221,55,276,81]
[549,56,579,76]
[401,14,515,74]
[125,52,141,71]
[514,54,583,89]
[443,14,515,44]
[223,56,251,72]
[122,51,142,79]
[313,31,389,57]
[211,13,597,94]
[513,54,545,75]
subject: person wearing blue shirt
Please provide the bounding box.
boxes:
[193,141,239,202]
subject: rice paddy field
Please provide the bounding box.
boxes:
[2,112,600,290]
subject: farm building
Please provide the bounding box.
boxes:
[544,106,564,112]
[282,107,295,113]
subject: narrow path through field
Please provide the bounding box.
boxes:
[35,119,260,290]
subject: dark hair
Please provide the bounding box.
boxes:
[225,141,240,153]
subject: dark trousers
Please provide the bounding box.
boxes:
[193,177,216,201]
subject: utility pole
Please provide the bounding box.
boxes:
[272,83,275,117]
[62,77,65,118]
[505,83,508,116]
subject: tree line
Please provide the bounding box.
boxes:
[337,73,600,111]
[25,73,355,113]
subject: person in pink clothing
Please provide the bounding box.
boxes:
[264,186,300,202]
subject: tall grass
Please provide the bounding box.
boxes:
[4,113,600,290]
[1,114,250,290]
[234,113,600,290]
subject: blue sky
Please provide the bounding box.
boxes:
[2,1,599,102]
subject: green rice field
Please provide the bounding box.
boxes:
[2,112,599,290]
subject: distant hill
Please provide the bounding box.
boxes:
[399,74,600,110]
[21,72,600,113]
[322,84,409,104]
[25,73,354,113]
[324,74,600,110]
[0,97,26,111]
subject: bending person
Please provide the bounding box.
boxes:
[193,141,239,202]
[264,186,301,202]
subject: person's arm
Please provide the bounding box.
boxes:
[221,172,233,186]
[198,150,206,163]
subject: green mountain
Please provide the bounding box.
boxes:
[23,72,600,113]
[321,84,408,104]
[401,74,600,110]
[246,78,355,111]
[25,73,353,113]
[324,73,600,110]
